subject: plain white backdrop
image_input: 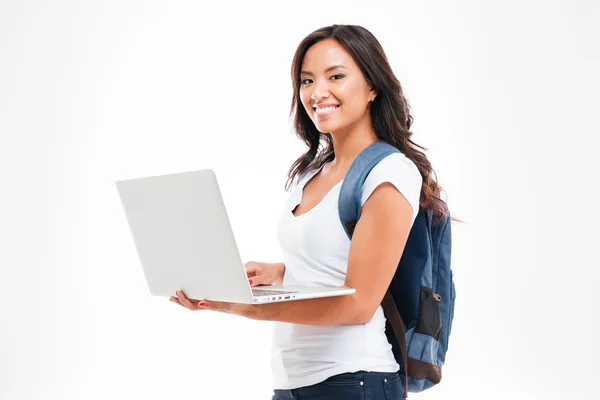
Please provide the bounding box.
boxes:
[1,0,598,399]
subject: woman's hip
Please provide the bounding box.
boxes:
[271,370,404,400]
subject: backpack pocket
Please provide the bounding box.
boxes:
[405,330,441,389]
[415,286,442,340]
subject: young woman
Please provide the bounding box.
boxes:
[170,24,451,400]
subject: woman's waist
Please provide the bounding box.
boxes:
[272,318,389,355]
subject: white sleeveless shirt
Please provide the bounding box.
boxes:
[270,152,423,390]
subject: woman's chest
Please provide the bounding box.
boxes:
[292,174,344,218]
[277,184,351,277]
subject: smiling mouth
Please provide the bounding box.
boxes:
[314,105,340,117]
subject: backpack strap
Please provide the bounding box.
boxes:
[382,290,409,399]
[338,141,409,397]
[338,141,400,237]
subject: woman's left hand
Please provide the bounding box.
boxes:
[170,290,259,319]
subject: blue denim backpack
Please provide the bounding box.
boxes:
[337,141,456,398]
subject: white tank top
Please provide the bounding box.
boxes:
[270,152,423,390]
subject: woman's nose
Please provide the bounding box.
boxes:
[311,79,331,101]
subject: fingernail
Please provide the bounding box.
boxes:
[249,279,253,285]
[198,302,207,307]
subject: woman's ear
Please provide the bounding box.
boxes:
[369,88,377,102]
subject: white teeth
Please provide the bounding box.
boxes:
[315,106,339,113]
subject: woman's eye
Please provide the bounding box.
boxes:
[300,75,344,85]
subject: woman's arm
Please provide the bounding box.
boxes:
[195,182,413,325]
[254,182,414,325]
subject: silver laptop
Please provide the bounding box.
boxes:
[115,169,355,304]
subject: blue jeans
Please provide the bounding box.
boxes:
[271,370,404,400]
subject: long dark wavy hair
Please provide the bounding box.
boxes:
[286,24,458,225]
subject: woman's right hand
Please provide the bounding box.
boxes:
[244,261,285,286]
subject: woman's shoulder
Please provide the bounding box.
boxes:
[360,152,423,213]
[368,152,422,183]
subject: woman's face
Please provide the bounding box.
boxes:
[299,38,375,135]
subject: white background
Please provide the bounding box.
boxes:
[1,0,598,399]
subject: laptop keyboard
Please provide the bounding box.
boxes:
[252,289,298,296]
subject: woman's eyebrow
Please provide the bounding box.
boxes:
[301,64,348,76]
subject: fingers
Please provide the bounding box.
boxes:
[171,290,205,311]
[177,290,196,309]
[169,293,241,316]
[169,296,189,309]
[244,261,260,278]
[245,262,264,286]
[197,300,229,313]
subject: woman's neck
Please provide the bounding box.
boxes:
[327,125,379,175]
